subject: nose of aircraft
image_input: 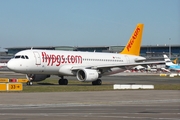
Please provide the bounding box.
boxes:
[7,59,15,71]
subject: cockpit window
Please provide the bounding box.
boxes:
[21,55,25,59]
[14,55,29,59]
[25,55,29,59]
[15,55,21,59]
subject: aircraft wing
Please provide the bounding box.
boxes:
[95,61,165,69]
[71,61,165,70]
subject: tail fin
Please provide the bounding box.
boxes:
[163,54,174,65]
[172,58,178,64]
[120,23,144,56]
[146,65,151,70]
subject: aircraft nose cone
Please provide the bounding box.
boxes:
[7,60,15,71]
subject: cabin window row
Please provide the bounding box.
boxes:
[82,58,123,62]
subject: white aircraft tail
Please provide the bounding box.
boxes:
[163,54,174,66]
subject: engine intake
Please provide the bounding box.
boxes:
[76,69,99,82]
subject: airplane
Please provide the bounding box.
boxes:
[132,65,157,72]
[160,67,170,73]
[172,58,178,64]
[163,54,180,72]
[7,23,165,85]
[132,65,145,71]
[146,65,157,72]
[0,63,7,68]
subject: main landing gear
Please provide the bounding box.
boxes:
[92,79,102,85]
[58,76,102,85]
[58,76,68,85]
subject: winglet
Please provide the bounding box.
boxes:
[120,23,144,56]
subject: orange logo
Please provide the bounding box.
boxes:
[126,27,140,51]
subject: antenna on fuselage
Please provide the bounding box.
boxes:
[31,47,33,50]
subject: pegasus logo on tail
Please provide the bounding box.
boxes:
[126,27,141,51]
[121,23,144,56]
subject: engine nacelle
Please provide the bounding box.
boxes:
[76,69,99,82]
[26,74,50,82]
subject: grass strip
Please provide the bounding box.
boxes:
[1,78,180,92]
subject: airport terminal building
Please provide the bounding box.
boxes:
[0,45,180,63]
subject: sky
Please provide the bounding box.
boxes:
[0,0,179,50]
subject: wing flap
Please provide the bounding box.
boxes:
[95,61,165,69]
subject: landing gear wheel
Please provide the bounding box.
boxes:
[26,81,33,86]
[58,79,63,85]
[58,79,68,85]
[97,79,102,85]
[63,79,68,85]
[92,79,102,85]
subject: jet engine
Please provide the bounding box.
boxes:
[76,69,99,82]
[26,74,50,82]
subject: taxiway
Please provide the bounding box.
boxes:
[0,72,180,120]
[0,91,180,120]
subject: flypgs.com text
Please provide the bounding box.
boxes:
[42,52,82,66]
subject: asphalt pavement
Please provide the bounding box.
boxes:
[0,71,180,120]
[0,91,180,120]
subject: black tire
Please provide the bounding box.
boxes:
[92,79,102,85]
[59,79,68,85]
[58,79,63,85]
[26,81,29,85]
[92,81,97,85]
[63,79,68,85]
[26,81,33,86]
[97,79,102,85]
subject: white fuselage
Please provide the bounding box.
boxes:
[7,49,143,76]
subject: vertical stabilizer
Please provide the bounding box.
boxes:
[163,54,174,65]
[120,23,144,56]
[173,58,178,64]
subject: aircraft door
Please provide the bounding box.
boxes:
[33,51,41,65]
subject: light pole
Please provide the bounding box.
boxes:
[169,38,171,59]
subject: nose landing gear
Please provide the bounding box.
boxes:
[26,81,33,86]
